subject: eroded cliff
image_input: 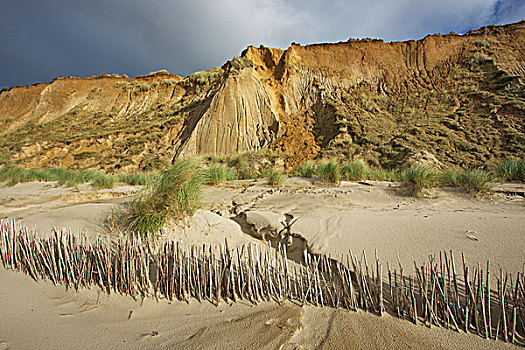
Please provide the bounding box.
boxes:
[1,21,523,171]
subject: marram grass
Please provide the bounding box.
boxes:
[205,163,236,185]
[340,160,369,181]
[0,164,154,189]
[315,161,341,185]
[458,169,494,195]
[398,163,439,197]
[266,168,284,187]
[297,162,315,178]
[497,158,525,182]
[110,159,204,235]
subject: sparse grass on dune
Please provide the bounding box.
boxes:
[398,163,439,197]
[205,163,236,185]
[0,164,154,189]
[458,169,494,195]
[111,159,204,235]
[227,152,257,180]
[91,172,116,189]
[116,172,155,186]
[266,168,284,187]
[315,161,341,185]
[440,169,462,187]
[497,158,525,182]
[0,157,517,201]
[439,168,494,195]
[0,165,87,186]
[368,167,398,182]
[296,162,315,178]
[309,160,396,183]
[340,160,369,181]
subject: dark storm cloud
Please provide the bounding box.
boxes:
[1,0,523,88]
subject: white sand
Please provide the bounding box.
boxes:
[1,180,524,349]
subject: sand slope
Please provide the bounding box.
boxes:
[1,180,524,349]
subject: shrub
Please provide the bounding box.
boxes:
[114,159,203,235]
[458,169,493,195]
[341,160,369,181]
[316,161,341,185]
[497,158,525,182]
[205,163,236,185]
[297,162,315,178]
[266,168,283,187]
[399,164,439,197]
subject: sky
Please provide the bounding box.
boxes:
[1,0,524,89]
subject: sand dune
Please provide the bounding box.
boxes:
[1,180,523,349]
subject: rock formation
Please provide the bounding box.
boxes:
[0,21,523,171]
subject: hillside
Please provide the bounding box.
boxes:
[0,21,524,171]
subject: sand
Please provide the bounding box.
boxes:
[1,179,524,349]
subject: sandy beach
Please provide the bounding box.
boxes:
[1,179,524,349]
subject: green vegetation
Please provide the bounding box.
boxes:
[440,169,462,187]
[187,67,223,85]
[0,156,519,200]
[266,168,284,187]
[138,83,151,92]
[340,160,369,181]
[439,168,494,195]
[297,162,315,178]
[398,164,439,197]
[497,158,525,182]
[315,161,341,185]
[289,158,507,197]
[457,169,494,195]
[158,78,179,86]
[0,164,154,189]
[116,172,154,186]
[438,167,495,195]
[205,163,236,185]
[227,152,258,179]
[91,172,116,189]
[111,159,204,235]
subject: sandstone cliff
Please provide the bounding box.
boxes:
[0,21,523,171]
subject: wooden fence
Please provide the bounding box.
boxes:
[0,219,523,346]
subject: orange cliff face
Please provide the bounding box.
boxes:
[1,21,524,171]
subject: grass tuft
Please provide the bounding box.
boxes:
[91,172,116,189]
[297,162,315,178]
[458,169,493,195]
[266,168,284,187]
[316,161,341,185]
[440,169,462,186]
[399,164,439,197]
[497,158,525,182]
[205,163,236,185]
[228,152,257,179]
[341,160,369,181]
[111,159,203,235]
